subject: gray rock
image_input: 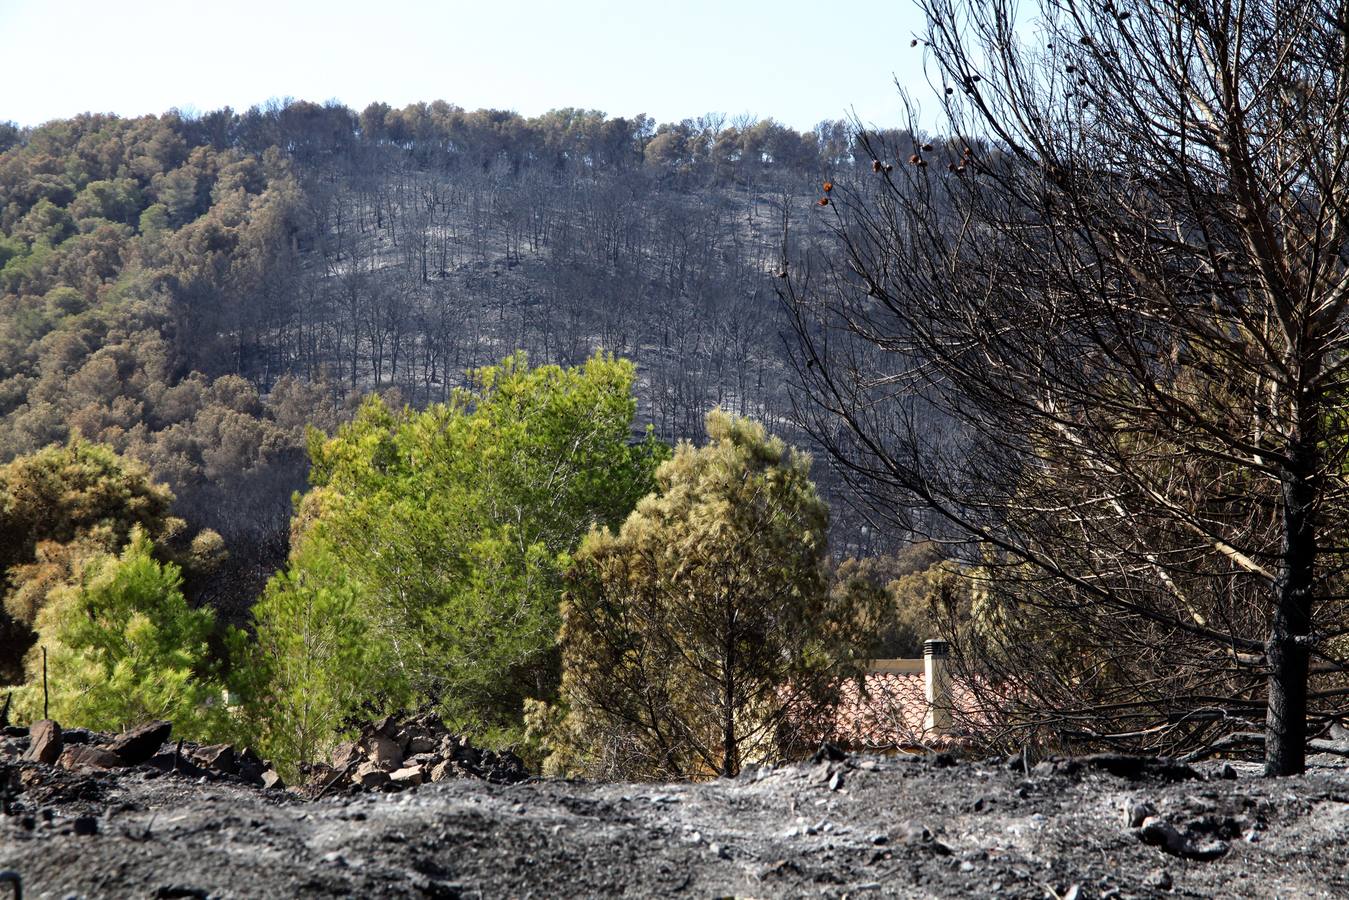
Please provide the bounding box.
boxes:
[1124,798,1157,828]
[1146,868,1173,890]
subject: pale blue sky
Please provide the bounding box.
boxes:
[0,0,933,131]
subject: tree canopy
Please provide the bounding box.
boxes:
[17,527,236,739]
[265,351,666,752]
[548,410,881,779]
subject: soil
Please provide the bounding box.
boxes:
[3,750,1348,898]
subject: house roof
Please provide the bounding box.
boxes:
[831,669,973,752]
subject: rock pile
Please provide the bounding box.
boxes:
[2,719,276,787]
[303,711,529,795]
[2,712,528,798]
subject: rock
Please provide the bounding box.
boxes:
[353,762,391,789]
[1146,868,1173,890]
[59,744,124,771]
[261,770,285,790]
[72,815,98,836]
[812,742,847,764]
[1138,817,1188,855]
[1218,763,1238,780]
[406,733,438,755]
[828,770,845,792]
[391,765,424,786]
[894,820,935,845]
[362,733,403,771]
[330,741,362,770]
[1124,798,1157,828]
[429,760,454,783]
[235,748,266,786]
[1,725,27,738]
[190,744,236,774]
[1184,839,1230,861]
[61,728,94,745]
[108,721,172,765]
[21,719,62,765]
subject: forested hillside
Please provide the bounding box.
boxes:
[0,101,886,614]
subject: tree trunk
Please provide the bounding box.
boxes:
[1266,439,1317,776]
[721,596,737,777]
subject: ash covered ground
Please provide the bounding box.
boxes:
[3,730,1349,899]
[2,712,1349,895]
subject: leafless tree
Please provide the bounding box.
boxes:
[786,0,1349,775]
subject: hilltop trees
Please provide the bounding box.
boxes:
[787,0,1349,774]
[545,411,881,779]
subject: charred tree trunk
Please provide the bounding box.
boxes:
[1266,435,1317,776]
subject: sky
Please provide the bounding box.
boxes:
[0,0,934,131]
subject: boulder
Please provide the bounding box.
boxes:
[405,731,438,755]
[391,765,424,786]
[191,744,236,774]
[235,747,267,786]
[59,744,123,771]
[353,762,391,789]
[1138,816,1187,855]
[429,760,455,783]
[108,720,172,765]
[261,769,286,790]
[21,719,62,765]
[330,741,362,770]
[362,733,403,771]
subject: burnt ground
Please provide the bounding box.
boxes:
[2,751,1348,898]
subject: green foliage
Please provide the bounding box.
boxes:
[547,409,882,780]
[831,542,964,658]
[240,540,401,778]
[276,351,666,747]
[17,527,231,738]
[0,438,187,684]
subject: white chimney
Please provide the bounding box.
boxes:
[923,639,952,734]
